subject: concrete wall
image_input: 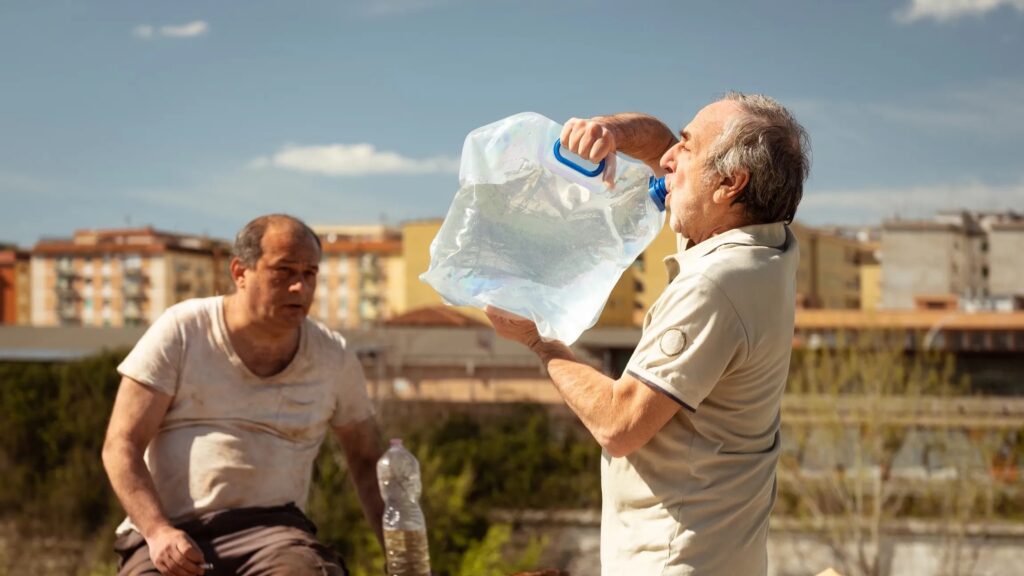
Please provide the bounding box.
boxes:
[988,228,1024,296]
[882,229,960,309]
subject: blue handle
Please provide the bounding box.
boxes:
[552,140,605,178]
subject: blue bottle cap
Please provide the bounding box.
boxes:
[648,177,668,212]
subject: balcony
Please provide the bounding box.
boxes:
[57,305,79,322]
[56,283,79,301]
[123,283,145,300]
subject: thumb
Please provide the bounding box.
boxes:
[603,153,617,189]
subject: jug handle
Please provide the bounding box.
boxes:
[552,140,606,178]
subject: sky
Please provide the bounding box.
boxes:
[1,0,1022,246]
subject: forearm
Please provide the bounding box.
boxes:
[350,456,385,546]
[530,341,622,448]
[102,441,172,539]
[595,113,678,168]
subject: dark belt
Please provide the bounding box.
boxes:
[114,502,318,558]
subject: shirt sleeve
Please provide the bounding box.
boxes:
[117,307,183,396]
[625,273,748,412]
[329,335,374,427]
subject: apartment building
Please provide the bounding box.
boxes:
[310,225,404,329]
[0,248,31,325]
[789,223,879,310]
[30,228,230,327]
[881,211,1024,310]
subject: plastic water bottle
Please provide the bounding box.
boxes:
[421,111,668,344]
[377,439,431,575]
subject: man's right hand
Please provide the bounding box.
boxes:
[147,525,206,576]
[560,117,619,189]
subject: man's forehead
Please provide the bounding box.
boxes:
[260,224,320,258]
[684,100,744,142]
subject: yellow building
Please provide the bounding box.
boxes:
[30,228,230,327]
[859,252,882,311]
[790,223,876,309]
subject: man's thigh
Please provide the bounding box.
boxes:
[229,525,347,576]
[117,525,347,576]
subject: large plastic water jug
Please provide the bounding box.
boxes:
[420,111,668,344]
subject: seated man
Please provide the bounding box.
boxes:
[102,214,384,575]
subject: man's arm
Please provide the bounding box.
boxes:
[102,376,206,575]
[560,113,678,186]
[332,417,386,547]
[486,308,679,457]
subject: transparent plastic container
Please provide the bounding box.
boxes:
[377,439,431,576]
[421,111,667,344]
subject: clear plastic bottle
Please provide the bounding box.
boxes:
[377,439,431,576]
[420,112,668,345]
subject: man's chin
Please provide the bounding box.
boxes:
[278,306,309,323]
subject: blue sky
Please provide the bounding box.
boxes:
[2,0,1022,246]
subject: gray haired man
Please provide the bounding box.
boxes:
[488,93,810,575]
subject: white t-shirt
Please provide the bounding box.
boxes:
[115,296,372,535]
[605,223,798,575]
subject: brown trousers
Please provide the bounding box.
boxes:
[115,504,348,576]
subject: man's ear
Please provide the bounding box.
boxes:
[229,257,247,289]
[713,169,750,204]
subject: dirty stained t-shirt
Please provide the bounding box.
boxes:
[114,296,372,536]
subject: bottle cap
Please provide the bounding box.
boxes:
[648,176,668,212]
[390,438,403,446]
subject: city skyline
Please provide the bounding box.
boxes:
[2,0,1023,247]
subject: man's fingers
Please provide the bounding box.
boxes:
[559,119,577,148]
[168,544,202,575]
[577,130,596,161]
[603,153,618,189]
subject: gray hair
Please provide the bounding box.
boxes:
[704,92,811,224]
[233,214,322,267]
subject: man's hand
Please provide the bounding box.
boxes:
[560,117,619,189]
[484,306,543,349]
[147,525,206,576]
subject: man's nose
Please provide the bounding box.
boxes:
[288,276,313,293]
[660,149,675,172]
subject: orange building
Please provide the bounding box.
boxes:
[0,248,31,325]
[30,228,230,327]
[311,225,404,328]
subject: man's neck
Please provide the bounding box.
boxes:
[223,294,301,377]
[688,210,752,247]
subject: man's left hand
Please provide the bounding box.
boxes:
[484,306,542,349]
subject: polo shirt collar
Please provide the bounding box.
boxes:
[663,222,789,281]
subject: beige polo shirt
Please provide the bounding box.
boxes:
[604,222,798,575]
[114,296,372,535]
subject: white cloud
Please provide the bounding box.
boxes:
[801,179,1024,223]
[132,21,209,40]
[251,143,459,177]
[896,0,1024,22]
[161,21,209,38]
[132,25,154,39]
